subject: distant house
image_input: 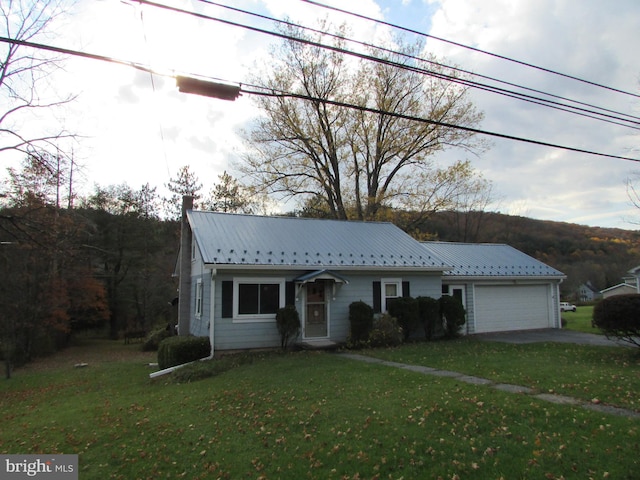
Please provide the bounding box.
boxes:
[601,283,637,298]
[600,266,640,299]
[176,197,565,354]
[578,282,601,302]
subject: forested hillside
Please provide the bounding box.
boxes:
[413,211,640,299]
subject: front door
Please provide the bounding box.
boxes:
[305,281,328,338]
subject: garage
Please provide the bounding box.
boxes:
[473,284,553,333]
[423,242,565,334]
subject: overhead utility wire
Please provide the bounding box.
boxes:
[135,0,640,130]
[1,35,638,163]
[302,0,640,100]
[194,0,640,126]
[240,84,640,163]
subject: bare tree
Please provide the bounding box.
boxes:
[0,0,77,157]
[241,23,489,222]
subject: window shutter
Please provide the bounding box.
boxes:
[285,281,296,306]
[221,281,233,318]
[402,281,410,298]
[373,281,381,313]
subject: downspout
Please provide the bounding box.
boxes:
[557,278,564,329]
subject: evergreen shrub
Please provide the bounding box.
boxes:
[143,327,172,352]
[276,305,300,350]
[349,301,374,343]
[158,336,210,369]
[387,296,420,340]
[440,295,466,339]
[417,296,440,340]
[592,294,640,347]
[368,314,403,347]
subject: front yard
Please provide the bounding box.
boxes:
[561,305,597,333]
[1,337,638,479]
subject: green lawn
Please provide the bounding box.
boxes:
[561,305,601,334]
[1,338,639,479]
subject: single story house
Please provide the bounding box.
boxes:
[176,197,565,353]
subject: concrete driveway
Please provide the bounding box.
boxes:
[474,328,625,346]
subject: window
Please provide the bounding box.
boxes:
[233,278,285,321]
[381,278,402,313]
[442,284,466,309]
[195,279,203,318]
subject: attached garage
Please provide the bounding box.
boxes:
[423,242,565,334]
[473,284,553,333]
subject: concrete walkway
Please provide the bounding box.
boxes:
[338,352,640,419]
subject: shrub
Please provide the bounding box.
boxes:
[440,295,466,339]
[158,336,211,370]
[142,327,172,352]
[592,294,640,348]
[387,296,420,340]
[417,296,440,340]
[276,305,300,350]
[368,314,403,348]
[349,301,374,343]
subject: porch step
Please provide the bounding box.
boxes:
[298,339,339,350]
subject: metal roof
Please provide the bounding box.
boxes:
[187,211,448,270]
[422,241,565,278]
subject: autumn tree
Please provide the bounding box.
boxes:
[0,152,94,377]
[241,23,489,222]
[0,0,77,157]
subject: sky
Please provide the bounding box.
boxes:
[2,0,640,229]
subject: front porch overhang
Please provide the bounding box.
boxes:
[294,269,350,285]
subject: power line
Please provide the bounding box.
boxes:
[301,0,640,100]
[192,0,640,126]
[240,84,640,163]
[137,0,640,130]
[1,36,638,163]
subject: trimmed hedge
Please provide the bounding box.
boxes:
[417,296,440,340]
[158,336,211,370]
[440,295,466,339]
[349,301,374,343]
[387,297,419,340]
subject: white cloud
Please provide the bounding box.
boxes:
[3,0,639,229]
[421,0,640,228]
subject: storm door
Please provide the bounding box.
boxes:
[304,281,328,338]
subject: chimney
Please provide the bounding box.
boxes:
[177,195,194,336]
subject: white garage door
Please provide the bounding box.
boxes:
[474,285,551,333]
